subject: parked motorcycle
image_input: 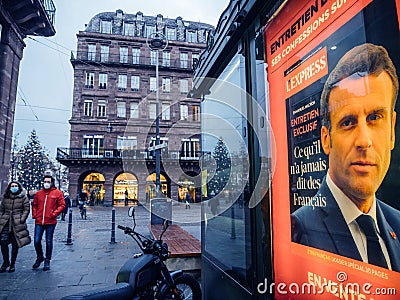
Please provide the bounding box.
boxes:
[62,206,201,300]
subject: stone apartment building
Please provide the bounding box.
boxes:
[57,10,213,206]
[0,0,55,193]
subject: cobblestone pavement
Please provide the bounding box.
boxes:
[0,203,201,300]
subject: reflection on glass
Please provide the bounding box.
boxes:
[202,52,251,287]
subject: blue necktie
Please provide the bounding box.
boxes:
[356,214,388,269]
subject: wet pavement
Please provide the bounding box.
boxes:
[0,203,201,299]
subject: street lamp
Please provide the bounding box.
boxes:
[146,32,168,195]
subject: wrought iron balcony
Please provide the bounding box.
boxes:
[3,0,56,37]
[56,148,202,162]
[71,51,195,70]
[41,0,56,26]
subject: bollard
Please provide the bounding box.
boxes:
[110,208,116,243]
[65,208,73,245]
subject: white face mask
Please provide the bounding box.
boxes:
[43,182,51,189]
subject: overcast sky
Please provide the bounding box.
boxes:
[14,0,229,158]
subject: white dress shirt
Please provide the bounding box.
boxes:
[326,172,392,269]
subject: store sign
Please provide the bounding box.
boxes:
[266,0,400,298]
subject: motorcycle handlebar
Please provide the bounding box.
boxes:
[117,225,132,234]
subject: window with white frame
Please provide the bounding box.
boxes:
[84,100,93,116]
[166,28,176,40]
[99,73,107,89]
[83,135,104,157]
[124,23,134,36]
[150,77,157,92]
[192,53,199,67]
[180,104,188,120]
[101,20,112,34]
[180,52,188,68]
[149,137,168,157]
[132,48,140,64]
[120,47,128,63]
[149,103,156,119]
[181,138,199,159]
[187,31,197,43]
[151,50,158,65]
[88,44,96,61]
[130,102,139,118]
[162,78,170,93]
[149,137,168,149]
[192,105,200,121]
[118,74,127,91]
[145,25,156,38]
[117,136,137,150]
[162,103,170,120]
[97,100,107,117]
[85,72,94,88]
[131,75,140,91]
[117,101,126,118]
[100,45,109,62]
[162,52,170,67]
[180,79,188,94]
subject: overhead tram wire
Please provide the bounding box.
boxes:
[27,36,115,71]
[17,87,39,121]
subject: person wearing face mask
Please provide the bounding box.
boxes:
[0,181,31,273]
[31,175,65,271]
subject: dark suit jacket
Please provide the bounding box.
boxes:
[291,178,400,272]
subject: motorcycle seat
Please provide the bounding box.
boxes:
[61,282,134,300]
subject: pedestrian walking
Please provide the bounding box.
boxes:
[185,192,191,209]
[78,200,87,219]
[61,191,71,221]
[31,175,65,271]
[0,181,31,273]
[124,188,129,206]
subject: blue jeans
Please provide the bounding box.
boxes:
[34,224,56,260]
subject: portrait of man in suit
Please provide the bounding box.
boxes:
[291,43,400,272]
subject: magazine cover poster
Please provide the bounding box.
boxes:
[266,0,400,298]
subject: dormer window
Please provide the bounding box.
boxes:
[145,25,156,38]
[101,20,112,34]
[187,31,197,43]
[166,28,176,41]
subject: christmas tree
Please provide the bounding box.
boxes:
[15,130,53,192]
[207,138,231,196]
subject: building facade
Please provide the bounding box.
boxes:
[0,0,56,193]
[194,0,400,299]
[57,10,213,206]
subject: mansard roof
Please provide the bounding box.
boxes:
[84,10,214,37]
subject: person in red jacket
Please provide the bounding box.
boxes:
[31,175,65,271]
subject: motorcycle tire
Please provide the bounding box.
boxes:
[158,273,201,300]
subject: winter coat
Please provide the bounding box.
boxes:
[0,189,31,248]
[32,186,65,225]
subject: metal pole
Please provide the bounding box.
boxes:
[155,47,161,194]
[110,208,116,243]
[65,208,73,245]
[230,204,236,239]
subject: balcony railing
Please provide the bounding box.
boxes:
[41,0,56,26]
[72,52,195,70]
[56,148,202,161]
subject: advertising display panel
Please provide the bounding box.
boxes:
[266,0,400,298]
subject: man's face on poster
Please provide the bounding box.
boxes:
[321,71,396,205]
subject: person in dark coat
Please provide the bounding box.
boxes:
[61,192,71,221]
[0,181,31,273]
